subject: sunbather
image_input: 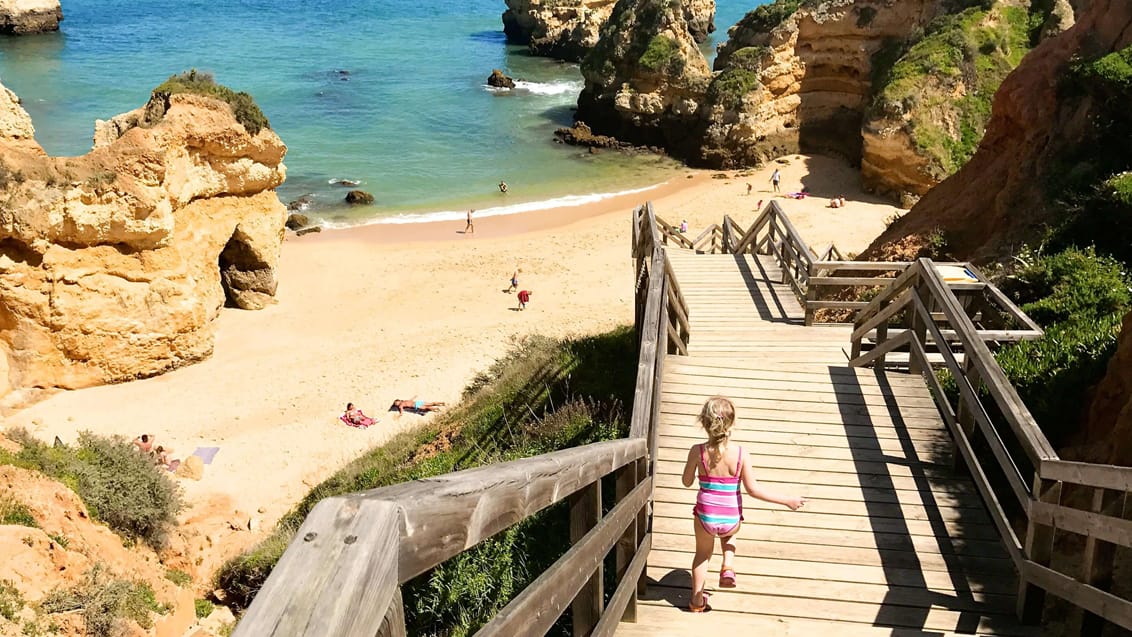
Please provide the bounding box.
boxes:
[342,402,377,428]
[392,398,446,414]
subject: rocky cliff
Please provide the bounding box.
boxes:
[574,0,713,154]
[0,79,287,408]
[860,0,1132,262]
[0,0,62,34]
[1066,311,1132,466]
[502,0,715,63]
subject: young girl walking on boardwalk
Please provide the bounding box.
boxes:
[681,396,806,612]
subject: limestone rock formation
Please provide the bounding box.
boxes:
[487,69,516,89]
[575,0,712,156]
[502,0,714,63]
[0,82,288,406]
[344,189,374,204]
[0,0,62,34]
[860,0,1132,262]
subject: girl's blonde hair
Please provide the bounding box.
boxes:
[698,396,736,466]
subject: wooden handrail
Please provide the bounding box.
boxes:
[848,255,1132,634]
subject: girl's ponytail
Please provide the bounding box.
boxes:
[698,396,736,466]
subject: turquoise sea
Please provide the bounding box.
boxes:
[0,0,761,225]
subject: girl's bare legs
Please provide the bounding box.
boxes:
[691,519,714,607]
[720,533,737,572]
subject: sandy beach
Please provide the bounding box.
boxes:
[4,154,904,529]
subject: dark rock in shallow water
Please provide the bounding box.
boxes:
[287,195,313,211]
[285,213,310,231]
[296,226,323,237]
[553,122,624,149]
[345,190,374,205]
[487,69,516,89]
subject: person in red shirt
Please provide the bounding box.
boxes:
[517,289,532,310]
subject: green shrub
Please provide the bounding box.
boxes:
[41,565,165,636]
[216,328,637,633]
[995,247,1131,444]
[194,598,214,619]
[726,46,769,73]
[738,0,802,34]
[152,69,270,135]
[165,569,192,588]
[1,431,181,548]
[48,533,69,549]
[0,580,23,621]
[707,68,760,110]
[638,35,683,75]
[0,495,38,528]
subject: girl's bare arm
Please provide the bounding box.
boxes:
[681,445,699,487]
[741,454,805,510]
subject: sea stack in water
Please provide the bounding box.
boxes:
[0,77,288,407]
[502,0,715,63]
[345,190,374,204]
[575,0,712,156]
[487,69,516,89]
[0,0,63,34]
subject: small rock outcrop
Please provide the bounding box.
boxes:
[344,189,374,205]
[0,80,287,405]
[487,69,517,89]
[554,121,625,149]
[502,0,715,63]
[575,0,712,156]
[0,0,62,34]
[860,0,1132,262]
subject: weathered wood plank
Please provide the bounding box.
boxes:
[475,477,651,637]
[233,499,402,637]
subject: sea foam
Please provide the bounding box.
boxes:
[483,79,583,96]
[319,183,663,228]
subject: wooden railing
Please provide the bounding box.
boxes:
[849,258,1132,635]
[233,204,689,636]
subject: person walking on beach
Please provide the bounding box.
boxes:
[465,209,475,234]
[517,289,532,310]
[507,268,521,293]
[746,182,752,196]
[770,169,781,193]
[681,396,805,612]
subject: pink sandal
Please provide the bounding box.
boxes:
[689,591,711,613]
[719,567,737,588]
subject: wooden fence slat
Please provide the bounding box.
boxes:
[570,482,603,635]
[1040,460,1132,491]
[1025,561,1132,631]
[233,499,402,637]
[592,534,652,637]
[474,477,653,637]
[376,588,407,637]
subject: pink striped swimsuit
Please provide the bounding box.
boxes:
[693,444,744,536]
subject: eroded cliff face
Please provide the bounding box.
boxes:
[574,0,713,154]
[698,0,945,168]
[0,84,287,407]
[0,0,62,34]
[502,0,715,63]
[1066,311,1132,466]
[860,0,1132,262]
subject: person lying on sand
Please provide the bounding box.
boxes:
[342,402,378,428]
[392,398,445,415]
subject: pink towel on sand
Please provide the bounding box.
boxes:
[340,414,375,429]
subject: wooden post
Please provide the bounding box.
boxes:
[952,355,981,473]
[614,461,641,622]
[908,282,929,374]
[570,481,603,636]
[1080,488,1125,635]
[635,456,649,598]
[376,588,407,637]
[1018,475,1062,623]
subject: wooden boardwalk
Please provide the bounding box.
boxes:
[616,252,1037,636]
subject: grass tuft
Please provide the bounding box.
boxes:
[0,495,38,528]
[41,564,166,636]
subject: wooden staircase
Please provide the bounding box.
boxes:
[617,251,1037,636]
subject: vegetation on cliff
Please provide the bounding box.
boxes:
[869,4,1031,178]
[152,70,270,135]
[0,431,182,549]
[217,329,638,635]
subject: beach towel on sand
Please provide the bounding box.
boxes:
[191,447,220,464]
[340,414,376,429]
